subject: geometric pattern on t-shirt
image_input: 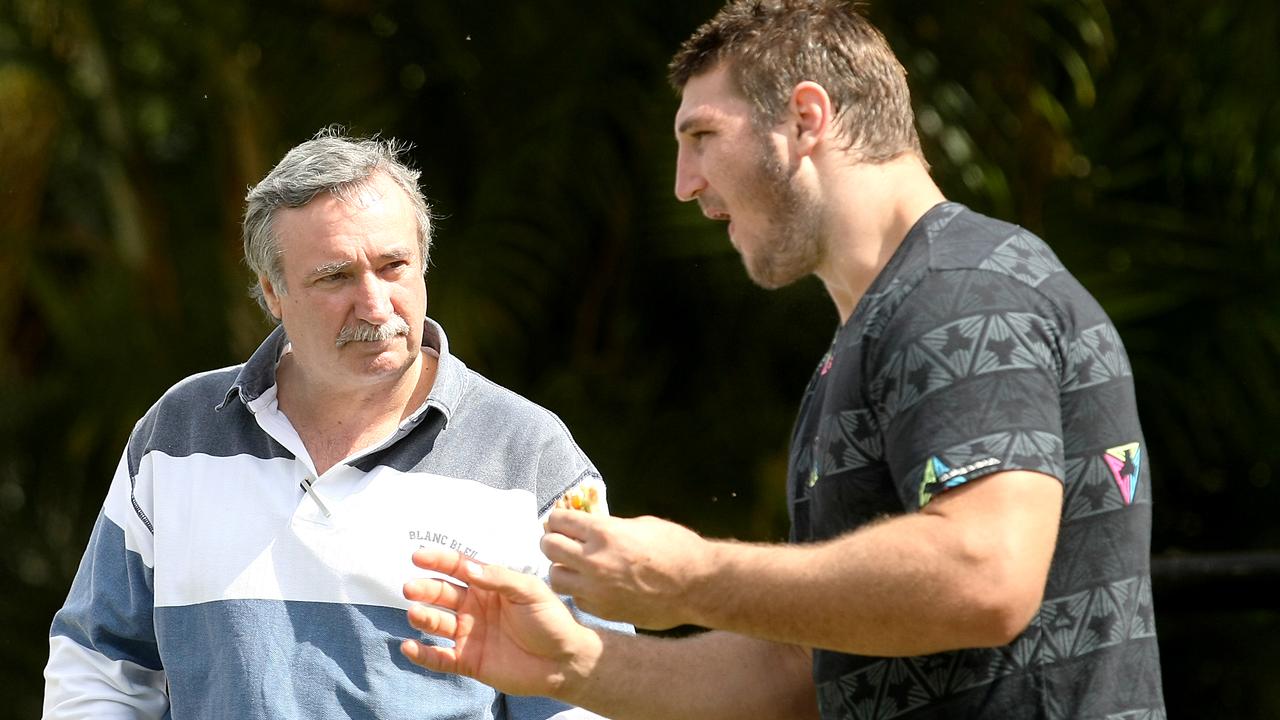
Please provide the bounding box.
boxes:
[876,311,1058,421]
[1064,323,1133,392]
[862,277,912,341]
[816,574,1159,720]
[978,230,1066,288]
[1063,456,1128,521]
[1041,575,1159,662]
[1048,515,1149,600]
[1060,441,1148,522]
[1060,393,1141,462]
[823,408,883,473]
[916,430,1062,506]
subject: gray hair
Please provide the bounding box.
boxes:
[242,126,434,317]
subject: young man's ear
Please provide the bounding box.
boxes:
[788,81,834,157]
[260,276,283,321]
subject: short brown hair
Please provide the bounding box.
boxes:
[669,0,922,163]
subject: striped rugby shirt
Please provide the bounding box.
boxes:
[45,318,621,720]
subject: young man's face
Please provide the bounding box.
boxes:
[262,172,428,393]
[673,63,823,289]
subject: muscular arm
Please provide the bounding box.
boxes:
[546,469,1062,657]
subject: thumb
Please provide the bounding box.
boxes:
[461,561,552,605]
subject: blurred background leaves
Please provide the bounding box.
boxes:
[1,0,1277,716]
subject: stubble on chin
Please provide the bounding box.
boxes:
[743,165,824,289]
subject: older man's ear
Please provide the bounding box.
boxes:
[260,276,283,321]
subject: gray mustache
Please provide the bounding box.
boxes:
[334,316,411,348]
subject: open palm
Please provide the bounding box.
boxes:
[401,548,597,699]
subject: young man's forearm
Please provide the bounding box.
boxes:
[678,472,1062,656]
[564,630,817,720]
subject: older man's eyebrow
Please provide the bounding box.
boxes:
[378,248,414,262]
[305,249,414,281]
[307,260,352,280]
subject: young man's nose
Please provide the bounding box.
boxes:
[674,147,706,202]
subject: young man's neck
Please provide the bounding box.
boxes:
[813,154,946,324]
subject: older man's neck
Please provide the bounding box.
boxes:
[276,352,437,475]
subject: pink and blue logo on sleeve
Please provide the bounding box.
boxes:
[1103,442,1142,505]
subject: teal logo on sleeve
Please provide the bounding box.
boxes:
[919,456,1001,507]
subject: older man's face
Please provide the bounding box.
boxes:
[262,172,427,394]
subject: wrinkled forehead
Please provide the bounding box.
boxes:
[275,177,416,252]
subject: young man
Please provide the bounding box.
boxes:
[43,128,621,719]
[400,2,1166,718]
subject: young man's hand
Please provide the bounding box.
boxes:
[542,511,716,630]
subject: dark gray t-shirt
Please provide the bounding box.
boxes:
[788,203,1166,719]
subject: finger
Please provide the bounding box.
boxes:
[459,559,553,605]
[406,601,460,639]
[411,546,476,578]
[547,567,607,621]
[403,577,467,609]
[540,531,587,566]
[545,508,605,541]
[401,639,463,676]
[547,563,585,597]
[411,550,554,608]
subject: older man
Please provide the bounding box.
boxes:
[399,2,1166,719]
[43,128,620,719]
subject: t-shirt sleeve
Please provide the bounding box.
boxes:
[868,269,1068,509]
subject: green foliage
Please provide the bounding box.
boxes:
[2,0,1276,717]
